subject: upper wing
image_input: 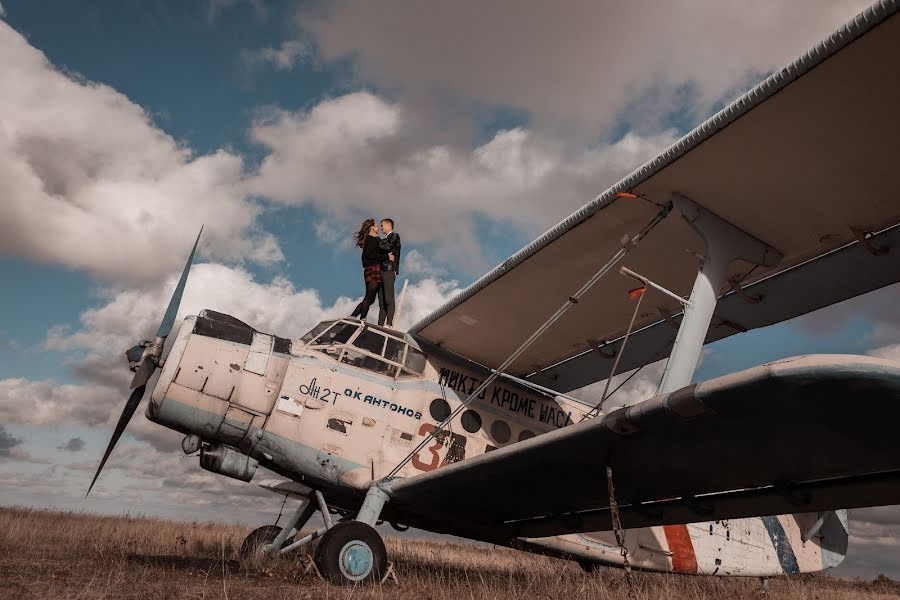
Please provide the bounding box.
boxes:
[384,355,900,539]
[410,3,900,392]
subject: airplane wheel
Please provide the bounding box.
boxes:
[239,525,293,560]
[314,521,386,585]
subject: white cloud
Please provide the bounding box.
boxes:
[250,91,676,270]
[299,0,871,135]
[313,219,345,245]
[395,277,463,330]
[0,3,6,18]
[569,359,666,412]
[241,40,308,71]
[867,343,900,363]
[0,378,131,428]
[0,22,281,285]
[402,249,445,279]
[794,283,900,343]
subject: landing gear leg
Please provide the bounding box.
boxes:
[240,497,317,560]
[314,485,390,585]
[267,497,317,556]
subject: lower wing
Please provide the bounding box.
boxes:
[385,355,900,540]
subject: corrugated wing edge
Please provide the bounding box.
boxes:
[409,0,900,336]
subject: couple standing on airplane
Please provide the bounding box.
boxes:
[350,217,402,327]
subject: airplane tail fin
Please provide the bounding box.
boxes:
[788,510,849,573]
[818,509,849,570]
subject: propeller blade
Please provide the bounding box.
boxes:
[86,385,147,497]
[129,355,156,390]
[155,226,203,339]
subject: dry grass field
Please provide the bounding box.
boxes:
[0,506,898,600]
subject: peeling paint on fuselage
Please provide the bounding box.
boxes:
[146,314,846,577]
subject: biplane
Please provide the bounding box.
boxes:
[88,0,900,585]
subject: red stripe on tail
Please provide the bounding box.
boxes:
[663,525,698,573]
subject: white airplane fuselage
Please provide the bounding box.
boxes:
[147,311,846,576]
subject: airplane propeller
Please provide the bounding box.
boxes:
[86,227,203,497]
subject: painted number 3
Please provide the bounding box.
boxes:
[411,423,443,472]
[411,423,466,472]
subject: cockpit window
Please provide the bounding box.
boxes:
[301,319,427,379]
[403,347,427,375]
[325,322,357,345]
[341,347,398,376]
[384,337,405,364]
[353,329,386,355]
[300,321,334,344]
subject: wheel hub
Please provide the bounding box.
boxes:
[338,540,374,581]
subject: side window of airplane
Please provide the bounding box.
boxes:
[490,420,512,444]
[460,409,482,433]
[429,398,451,421]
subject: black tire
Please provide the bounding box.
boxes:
[239,525,293,560]
[313,521,387,585]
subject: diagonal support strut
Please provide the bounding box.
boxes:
[658,194,782,394]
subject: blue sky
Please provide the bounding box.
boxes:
[1,0,899,580]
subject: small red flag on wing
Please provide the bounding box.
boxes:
[628,287,646,300]
[615,192,640,199]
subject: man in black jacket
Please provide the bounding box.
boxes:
[377,218,401,327]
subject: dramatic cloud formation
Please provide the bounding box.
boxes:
[250,92,676,269]
[1,0,897,578]
[0,22,280,285]
[298,0,871,134]
[0,379,123,428]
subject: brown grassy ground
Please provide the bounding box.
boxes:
[0,506,898,600]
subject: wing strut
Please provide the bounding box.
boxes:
[386,202,673,479]
[658,195,781,393]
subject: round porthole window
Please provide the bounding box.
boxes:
[518,430,536,442]
[460,410,482,433]
[490,420,511,444]
[429,398,451,422]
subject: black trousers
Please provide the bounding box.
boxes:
[351,280,380,320]
[378,270,396,326]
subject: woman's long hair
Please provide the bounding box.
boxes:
[354,218,376,248]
